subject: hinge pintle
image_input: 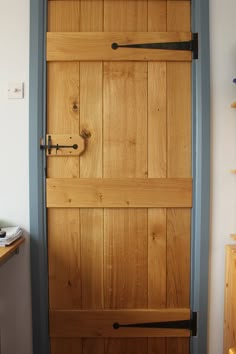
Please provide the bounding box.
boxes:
[191,311,197,336]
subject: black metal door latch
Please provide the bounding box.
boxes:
[113,312,197,337]
[40,135,78,155]
[112,33,198,59]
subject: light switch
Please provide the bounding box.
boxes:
[8,82,24,99]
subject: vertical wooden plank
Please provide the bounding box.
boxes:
[148,3,167,354]
[167,62,191,178]
[47,62,80,178]
[166,338,189,353]
[104,209,148,309]
[148,1,167,32]
[80,0,103,32]
[48,208,81,309]
[103,62,148,178]
[47,62,80,135]
[148,339,167,354]
[51,338,82,354]
[167,1,191,32]
[104,0,147,31]
[148,62,167,179]
[80,62,103,178]
[82,339,104,354]
[148,209,166,309]
[80,62,104,310]
[79,2,105,354]
[166,2,191,354]
[47,4,82,353]
[103,2,148,353]
[105,339,148,354]
[167,209,190,307]
[80,210,104,309]
[48,1,80,32]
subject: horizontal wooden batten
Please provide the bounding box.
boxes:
[46,178,192,208]
[50,309,191,338]
[47,32,192,62]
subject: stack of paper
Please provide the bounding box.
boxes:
[0,227,23,247]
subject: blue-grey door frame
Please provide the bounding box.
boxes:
[29,1,210,353]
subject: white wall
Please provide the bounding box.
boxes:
[0,0,234,354]
[208,0,236,353]
[0,1,32,354]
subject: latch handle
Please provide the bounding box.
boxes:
[40,136,78,154]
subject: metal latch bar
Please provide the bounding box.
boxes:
[40,135,78,155]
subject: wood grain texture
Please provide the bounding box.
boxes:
[80,0,104,32]
[103,3,148,353]
[166,338,189,354]
[80,210,104,309]
[80,63,103,178]
[46,178,192,208]
[224,246,236,354]
[167,209,190,308]
[148,1,167,32]
[48,1,80,32]
[47,62,81,178]
[166,2,191,352]
[148,62,167,178]
[148,339,166,354]
[48,208,81,309]
[50,309,191,338]
[104,0,147,31]
[50,338,82,354]
[105,339,148,354]
[46,32,192,62]
[47,156,80,178]
[47,62,80,134]
[82,339,105,354]
[148,4,167,354]
[79,3,105,354]
[167,1,191,31]
[47,4,82,335]
[103,61,147,178]
[167,62,191,177]
[148,209,166,309]
[104,209,148,309]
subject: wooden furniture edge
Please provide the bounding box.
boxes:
[0,237,25,264]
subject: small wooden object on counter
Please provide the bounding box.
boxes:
[231,102,236,108]
[0,237,25,265]
[229,348,236,354]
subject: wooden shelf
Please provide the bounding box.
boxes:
[0,237,25,264]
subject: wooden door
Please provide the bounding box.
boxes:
[46,1,193,354]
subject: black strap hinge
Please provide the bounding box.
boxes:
[112,33,198,60]
[113,311,198,337]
